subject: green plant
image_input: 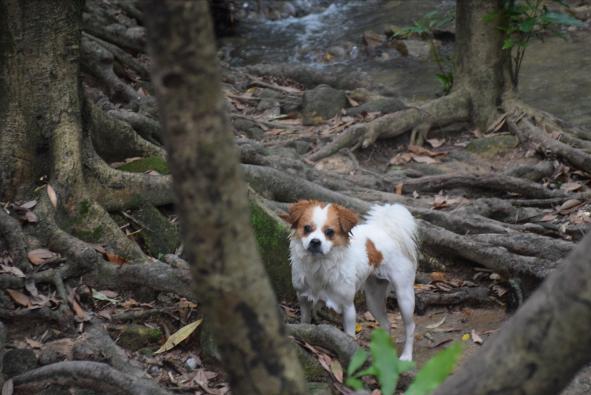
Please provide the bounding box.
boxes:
[346,328,462,395]
[485,0,583,87]
[395,11,455,95]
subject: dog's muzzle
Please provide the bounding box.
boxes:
[307,238,323,254]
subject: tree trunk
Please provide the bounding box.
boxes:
[434,233,591,395]
[0,0,83,201]
[143,2,306,395]
[453,0,513,128]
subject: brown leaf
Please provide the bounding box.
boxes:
[560,182,583,192]
[330,359,344,383]
[471,329,484,345]
[426,138,446,148]
[0,264,25,278]
[68,291,89,321]
[432,195,448,209]
[540,213,557,222]
[104,252,127,265]
[47,184,58,208]
[20,200,37,210]
[558,199,582,212]
[23,210,38,223]
[430,272,447,283]
[412,155,438,164]
[408,144,446,157]
[395,183,404,195]
[27,248,57,266]
[6,289,31,307]
[389,152,413,165]
[24,338,43,349]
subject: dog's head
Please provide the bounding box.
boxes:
[282,200,359,255]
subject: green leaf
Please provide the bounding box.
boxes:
[347,349,369,376]
[542,11,584,26]
[518,18,536,32]
[405,343,463,395]
[398,360,416,373]
[502,37,514,49]
[370,329,400,395]
[345,376,364,390]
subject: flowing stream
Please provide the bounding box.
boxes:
[222,0,591,129]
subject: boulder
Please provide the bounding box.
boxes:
[302,85,347,125]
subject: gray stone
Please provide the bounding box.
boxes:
[302,84,347,125]
[3,348,37,378]
[233,118,265,140]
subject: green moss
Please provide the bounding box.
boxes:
[116,325,163,351]
[78,199,91,216]
[119,156,169,174]
[466,134,519,158]
[75,225,104,243]
[131,202,180,257]
[249,198,296,302]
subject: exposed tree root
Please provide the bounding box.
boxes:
[0,209,29,272]
[415,286,490,315]
[399,173,566,199]
[307,91,470,161]
[286,324,359,366]
[107,109,162,144]
[83,32,149,80]
[86,100,164,161]
[508,116,591,174]
[10,361,174,395]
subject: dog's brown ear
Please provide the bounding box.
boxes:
[333,204,359,235]
[284,200,317,228]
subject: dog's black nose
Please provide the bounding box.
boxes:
[309,238,321,248]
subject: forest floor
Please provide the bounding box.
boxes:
[2,0,591,394]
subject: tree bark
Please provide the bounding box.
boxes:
[143,2,306,395]
[434,233,591,395]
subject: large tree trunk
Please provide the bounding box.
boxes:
[143,2,306,395]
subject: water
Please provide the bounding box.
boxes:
[223,0,591,129]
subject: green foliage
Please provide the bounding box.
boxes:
[485,0,583,87]
[396,10,455,95]
[405,343,462,395]
[346,328,462,395]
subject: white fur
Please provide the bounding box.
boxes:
[289,203,418,360]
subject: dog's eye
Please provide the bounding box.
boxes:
[324,228,335,238]
[303,225,312,234]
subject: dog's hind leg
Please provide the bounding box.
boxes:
[393,279,416,361]
[364,275,390,333]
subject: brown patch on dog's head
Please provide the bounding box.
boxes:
[325,204,359,246]
[366,239,383,267]
[282,200,324,239]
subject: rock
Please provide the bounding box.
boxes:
[314,153,356,174]
[3,348,37,378]
[115,325,162,351]
[256,88,282,114]
[363,30,386,50]
[466,135,519,158]
[302,84,347,125]
[327,46,346,58]
[346,97,406,116]
[233,118,265,140]
[404,39,432,59]
[129,202,180,257]
[185,355,201,370]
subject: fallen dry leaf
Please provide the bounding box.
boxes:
[23,211,38,223]
[104,252,127,265]
[430,272,447,283]
[0,264,25,278]
[540,213,557,222]
[47,184,58,208]
[395,182,404,195]
[155,319,203,354]
[20,200,38,210]
[408,144,446,157]
[6,289,31,307]
[561,182,583,192]
[558,199,582,212]
[68,291,90,321]
[425,315,447,329]
[412,155,438,164]
[389,152,413,165]
[330,359,344,383]
[426,138,446,148]
[27,249,58,266]
[471,329,484,345]
[24,338,43,349]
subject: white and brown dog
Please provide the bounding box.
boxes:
[283,200,418,360]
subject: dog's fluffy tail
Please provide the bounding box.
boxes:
[364,204,418,267]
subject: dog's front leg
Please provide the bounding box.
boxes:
[298,295,313,324]
[342,303,357,336]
